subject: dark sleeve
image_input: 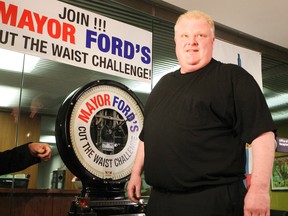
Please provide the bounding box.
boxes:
[0,143,41,175]
[233,67,276,143]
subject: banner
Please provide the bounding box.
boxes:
[213,39,262,89]
[276,137,288,153]
[0,0,152,83]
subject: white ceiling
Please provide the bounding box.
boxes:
[162,0,288,49]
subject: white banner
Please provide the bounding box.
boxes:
[213,39,262,90]
[0,0,152,83]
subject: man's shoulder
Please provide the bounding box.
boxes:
[213,59,240,70]
[213,59,250,77]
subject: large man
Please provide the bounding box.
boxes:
[127,10,276,216]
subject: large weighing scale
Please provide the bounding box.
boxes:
[55,80,147,215]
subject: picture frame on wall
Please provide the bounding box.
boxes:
[271,156,288,191]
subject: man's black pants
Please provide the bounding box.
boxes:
[146,181,246,216]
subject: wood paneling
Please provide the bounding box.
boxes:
[0,112,17,151]
[0,189,80,216]
[0,111,41,188]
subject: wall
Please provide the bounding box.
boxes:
[0,111,41,188]
[0,189,79,216]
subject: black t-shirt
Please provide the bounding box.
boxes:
[141,59,276,191]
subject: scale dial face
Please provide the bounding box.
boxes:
[55,80,144,184]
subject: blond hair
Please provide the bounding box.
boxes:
[174,10,215,36]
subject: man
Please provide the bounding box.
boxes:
[0,142,51,175]
[127,10,276,216]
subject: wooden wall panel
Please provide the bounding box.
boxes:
[0,111,17,152]
[0,111,41,188]
[0,189,79,216]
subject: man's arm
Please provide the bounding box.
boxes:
[0,142,51,175]
[244,131,275,216]
[28,143,51,161]
[127,140,145,203]
[0,143,39,175]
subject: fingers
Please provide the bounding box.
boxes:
[244,206,270,216]
[127,184,141,204]
[31,143,51,161]
[128,189,140,203]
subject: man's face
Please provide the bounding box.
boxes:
[174,17,215,73]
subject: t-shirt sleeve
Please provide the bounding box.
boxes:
[233,68,276,143]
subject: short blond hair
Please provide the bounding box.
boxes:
[174,10,215,36]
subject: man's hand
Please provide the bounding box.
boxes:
[244,186,270,216]
[28,143,51,161]
[127,174,142,204]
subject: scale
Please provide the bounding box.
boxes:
[55,80,147,215]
